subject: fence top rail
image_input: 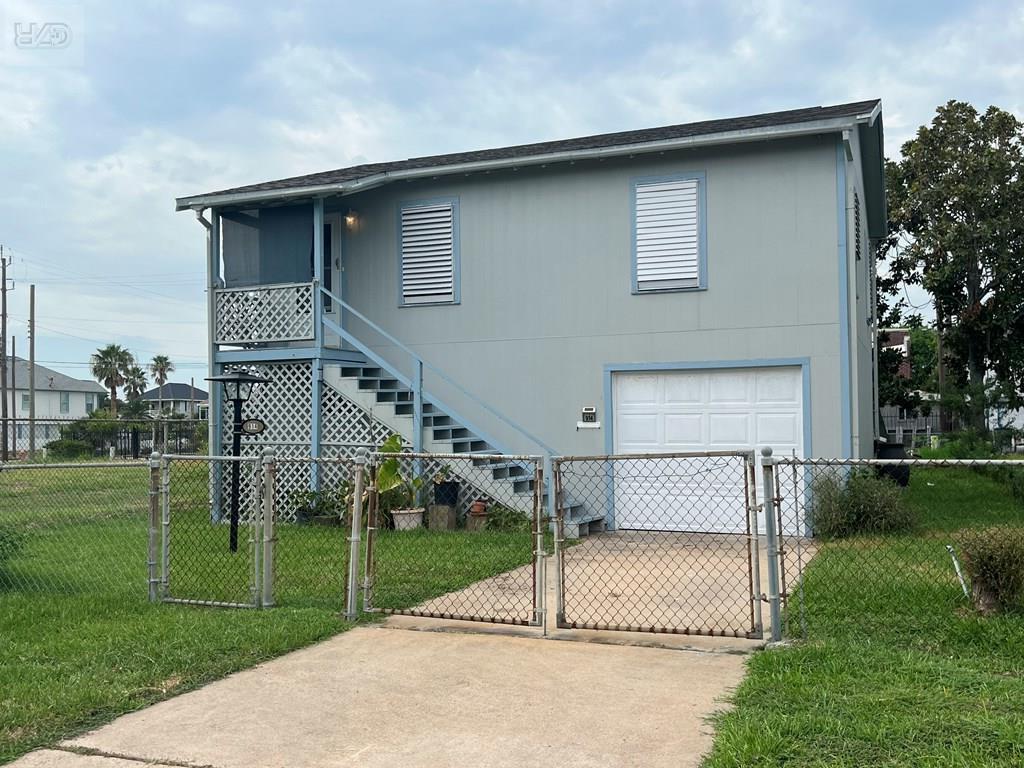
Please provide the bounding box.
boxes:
[776,456,1024,467]
[555,450,755,463]
[162,454,260,464]
[375,451,542,462]
[0,460,148,471]
[274,456,357,465]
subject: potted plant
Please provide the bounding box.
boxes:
[290,485,350,526]
[377,435,426,530]
[467,498,488,531]
[432,464,460,507]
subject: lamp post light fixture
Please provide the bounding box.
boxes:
[206,370,272,552]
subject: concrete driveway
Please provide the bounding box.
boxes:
[14,623,755,768]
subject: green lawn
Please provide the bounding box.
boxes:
[0,463,535,764]
[706,467,1024,767]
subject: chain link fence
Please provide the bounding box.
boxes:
[363,452,544,625]
[2,418,208,462]
[553,453,761,637]
[0,461,150,598]
[771,456,1024,641]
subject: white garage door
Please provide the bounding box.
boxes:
[612,367,804,532]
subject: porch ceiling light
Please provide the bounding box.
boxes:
[344,209,358,229]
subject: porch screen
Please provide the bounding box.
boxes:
[400,202,455,305]
[634,178,701,291]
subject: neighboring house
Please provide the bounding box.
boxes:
[141,382,209,418]
[2,356,106,451]
[176,99,886,533]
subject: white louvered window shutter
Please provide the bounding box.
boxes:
[400,202,456,304]
[634,178,702,291]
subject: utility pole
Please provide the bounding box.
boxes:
[1,245,10,461]
[28,284,35,458]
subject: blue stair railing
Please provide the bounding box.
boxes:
[319,286,558,461]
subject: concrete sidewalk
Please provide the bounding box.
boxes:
[15,625,753,768]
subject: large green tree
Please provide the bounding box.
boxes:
[149,355,174,413]
[881,100,1024,429]
[90,344,134,418]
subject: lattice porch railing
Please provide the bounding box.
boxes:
[214,282,315,345]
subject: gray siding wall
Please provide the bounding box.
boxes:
[330,135,848,457]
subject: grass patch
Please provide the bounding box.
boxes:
[706,467,1024,767]
[0,464,533,763]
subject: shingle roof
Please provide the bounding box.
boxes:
[141,382,208,401]
[3,356,105,393]
[182,99,880,202]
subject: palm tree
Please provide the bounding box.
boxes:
[124,365,148,402]
[149,355,174,414]
[90,344,134,418]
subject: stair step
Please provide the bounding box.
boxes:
[451,438,490,453]
[394,403,413,416]
[490,463,527,479]
[512,478,536,493]
[375,390,413,404]
[358,377,401,391]
[432,427,470,441]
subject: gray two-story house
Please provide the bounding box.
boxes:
[177,99,885,532]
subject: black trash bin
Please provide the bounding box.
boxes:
[875,440,910,487]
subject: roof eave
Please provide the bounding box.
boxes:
[175,113,875,211]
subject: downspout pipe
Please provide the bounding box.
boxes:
[195,209,218,463]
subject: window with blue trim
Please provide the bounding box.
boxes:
[399,201,458,305]
[634,176,704,292]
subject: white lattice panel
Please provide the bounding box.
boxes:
[320,385,393,448]
[214,283,315,345]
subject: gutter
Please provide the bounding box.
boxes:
[176,114,876,211]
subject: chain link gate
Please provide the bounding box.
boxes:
[552,452,762,637]
[362,452,545,626]
[157,455,263,608]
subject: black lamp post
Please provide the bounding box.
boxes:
[206,370,272,552]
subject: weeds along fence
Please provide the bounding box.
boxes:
[769,455,1024,642]
[1,418,208,462]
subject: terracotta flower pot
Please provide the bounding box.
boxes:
[469,500,487,516]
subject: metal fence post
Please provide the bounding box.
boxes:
[345,448,368,621]
[532,459,545,628]
[761,447,783,642]
[261,448,277,608]
[160,454,171,599]
[746,453,763,638]
[363,458,378,610]
[552,457,565,628]
[148,451,161,602]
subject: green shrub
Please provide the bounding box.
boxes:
[955,526,1024,613]
[288,485,351,526]
[484,504,532,533]
[44,438,93,460]
[810,469,915,539]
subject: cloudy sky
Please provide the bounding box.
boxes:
[0,0,1022,382]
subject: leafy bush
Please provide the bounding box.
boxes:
[920,429,999,460]
[484,504,532,533]
[810,469,915,539]
[955,526,1024,613]
[44,439,93,460]
[288,485,350,526]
